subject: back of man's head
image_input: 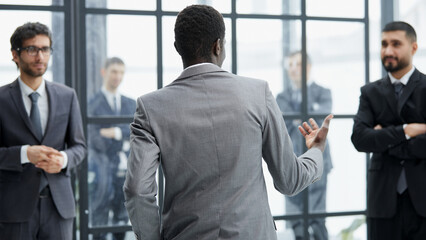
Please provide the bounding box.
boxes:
[10,22,52,53]
[382,21,417,42]
[174,5,225,63]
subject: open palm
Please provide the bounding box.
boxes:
[298,114,333,152]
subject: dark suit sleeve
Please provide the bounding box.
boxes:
[0,142,23,172]
[63,90,87,175]
[275,91,298,135]
[351,87,406,153]
[119,97,136,140]
[276,92,293,113]
[311,87,332,114]
[119,124,131,139]
[388,134,426,159]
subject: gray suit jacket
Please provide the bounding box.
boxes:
[124,64,323,240]
[0,79,86,222]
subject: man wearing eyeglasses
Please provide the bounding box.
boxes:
[0,22,86,240]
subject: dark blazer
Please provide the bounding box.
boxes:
[0,79,86,222]
[87,91,135,209]
[351,69,426,218]
[88,91,136,158]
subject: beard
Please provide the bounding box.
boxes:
[381,56,409,73]
[19,59,48,77]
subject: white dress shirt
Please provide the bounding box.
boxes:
[101,86,123,140]
[18,78,68,168]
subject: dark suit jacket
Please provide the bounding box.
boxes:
[0,79,86,222]
[87,92,135,209]
[88,91,136,159]
[276,82,333,174]
[351,69,426,218]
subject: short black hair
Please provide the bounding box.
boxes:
[382,21,417,42]
[10,22,52,53]
[174,5,225,62]
[287,50,311,65]
[104,57,125,69]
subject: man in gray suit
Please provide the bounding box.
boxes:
[123,5,333,240]
[0,22,86,239]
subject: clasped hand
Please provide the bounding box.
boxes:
[298,114,333,152]
[27,145,64,173]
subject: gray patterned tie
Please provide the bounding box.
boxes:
[29,92,48,192]
[29,93,43,140]
[394,83,407,194]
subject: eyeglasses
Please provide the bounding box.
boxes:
[16,46,53,56]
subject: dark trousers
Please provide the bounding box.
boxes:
[286,175,328,240]
[0,187,73,240]
[368,191,426,240]
[90,175,128,240]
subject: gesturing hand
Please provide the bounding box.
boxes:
[298,114,333,152]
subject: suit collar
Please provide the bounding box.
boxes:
[175,63,227,82]
[382,69,422,116]
[43,81,57,141]
[9,79,42,141]
[397,69,421,114]
[387,66,415,85]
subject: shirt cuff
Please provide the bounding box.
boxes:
[61,151,68,169]
[403,124,411,140]
[21,145,30,164]
[114,127,123,141]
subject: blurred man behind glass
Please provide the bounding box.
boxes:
[88,57,136,240]
[276,51,333,240]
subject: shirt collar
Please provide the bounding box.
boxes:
[388,66,415,85]
[18,77,46,98]
[184,62,215,71]
[291,79,314,91]
[101,86,120,99]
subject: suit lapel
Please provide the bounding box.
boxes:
[308,82,319,108]
[8,79,41,141]
[102,93,115,114]
[397,69,419,114]
[381,77,400,116]
[43,81,57,143]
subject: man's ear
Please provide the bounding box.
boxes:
[213,39,221,56]
[174,41,180,54]
[11,50,19,66]
[412,41,418,55]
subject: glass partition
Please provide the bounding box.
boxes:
[162,0,231,13]
[307,21,365,115]
[0,0,63,5]
[236,0,300,15]
[306,0,364,18]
